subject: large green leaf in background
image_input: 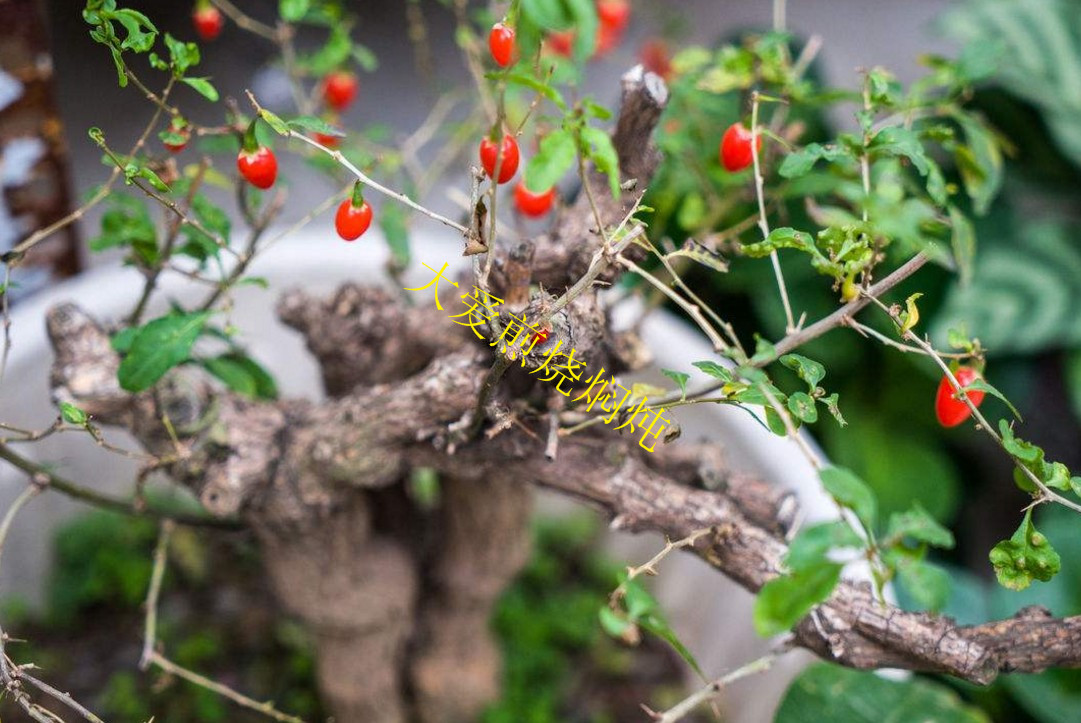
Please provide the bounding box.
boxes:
[942,0,1081,168]
[774,663,990,723]
[930,221,1081,354]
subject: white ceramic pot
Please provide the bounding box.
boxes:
[0,227,838,720]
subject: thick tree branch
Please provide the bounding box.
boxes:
[404,428,1081,685]
[526,65,668,292]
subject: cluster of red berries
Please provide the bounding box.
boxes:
[477,131,556,217]
[487,0,631,67]
[547,0,630,58]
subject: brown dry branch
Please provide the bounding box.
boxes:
[22,67,1081,723]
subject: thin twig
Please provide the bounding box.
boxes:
[865,294,1081,516]
[0,484,43,578]
[750,91,797,333]
[209,0,278,39]
[0,264,11,387]
[613,529,711,600]
[0,441,241,529]
[130,156,211,325]
[138,520,303,721]
[199,187,287,311]
[18,671,106,723]
[844,317,967,359]
[616,255,729,354]
[650,644,789,723]
[544,409,560,460]
[147,652,306,723]
[278,122,470,236]
[140,520,174,669]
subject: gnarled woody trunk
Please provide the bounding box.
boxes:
[43,65,1081,722]
[45,67,669,722]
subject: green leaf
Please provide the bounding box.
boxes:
[191,194,231,239]
[948,205,976,283]
[998,419,1070,492]
[787,392,818,424]
[763,402,790,436]
[164,33,199,74]
[598,606,633,638]
[503,71,567,111]
[821,393,846,427]
[110,327,138,354]
[201,353,278,400]
[989,509,1060,590]
[300,26,351,75]
[750,335,778,365]
[565,0,598,59]
[525,129,576,192]
[259,108,290,135]
[779,143,851,178]
[621,578,657,620]
[583,98,611,120]
[666,238,730,274]
[520,0,574,30]
[661,369,689,400]
[780,353,825,390]
[135,166,169,192]
[784,521,863,571]
[867,67,901,107]
[638,613,704,678]
[379,203,411,270]
[181,77,219,102]
[279,0,310,22]
[691,360,732,382]
[112,8,157,53]
[90,197,157,263]
[59,402,89,426]
[753,562,842,636]
[742,227,816,258]
[351,44,378,72]
[117,312,211,392]
[951,111,1003,215]
[895,555,951,611]
[886,502,955,549]
[108,45,126,87]
[578,126,621,197]
[963,378,1023,422]
[287,115,344,137]
[819,466,877,531]
[775,663,991,723]
[869,126,931,175]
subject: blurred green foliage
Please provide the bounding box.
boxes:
[2,508,683,722]
[638,1,1081,719]
[775,662,991,722]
